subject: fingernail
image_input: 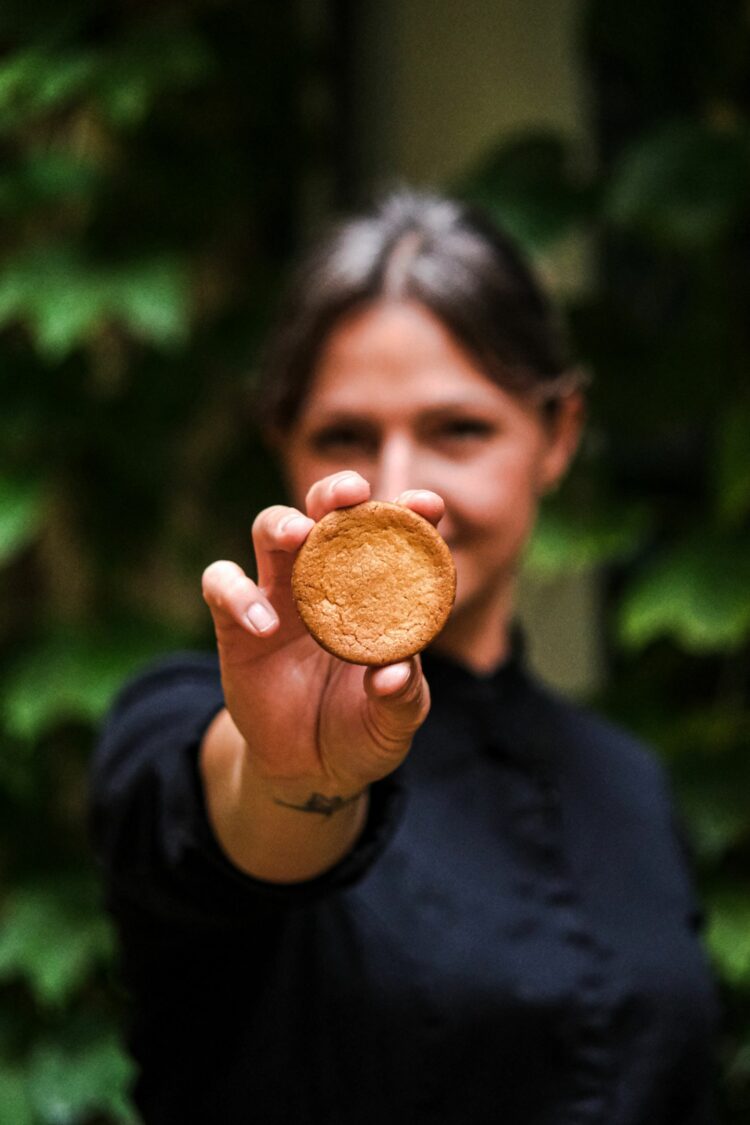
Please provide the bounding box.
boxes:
[332,472,360,490]
[384,663,411,693]
[281,514,312,534]
[245,602,277,634]
[395,490,432,503]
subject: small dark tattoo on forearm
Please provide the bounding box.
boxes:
[273,790,365,818]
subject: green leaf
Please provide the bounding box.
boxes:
[0,880,114,1008]
[677,773,750,864]
[3,625,178,740]
[524,502,650,578]
[457,131,594,252]
[0,246,190,359]
[0,477,44,565]
[94,29,212,127]
[0,47,97,129]
[606,119,750,249]
[0,151,101,214]
[715,398,750,528]
[107,257,191,346]
[0,1066,35,1125]
[619,537,750,652]
[28,1034,136,1124]
[706,888,750,988]
[725,1032,750,1091]
[0,31,210,133]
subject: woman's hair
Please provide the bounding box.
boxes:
[255,189,579,432]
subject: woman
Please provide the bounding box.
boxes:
[92,191,718,1123]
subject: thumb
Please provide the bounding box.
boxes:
[362,656,431,748]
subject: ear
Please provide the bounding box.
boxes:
[537,391,586,495]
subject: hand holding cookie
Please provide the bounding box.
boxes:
[201,471,452,806]
[292,498,455,665]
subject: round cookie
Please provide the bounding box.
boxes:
[291,500,456,665]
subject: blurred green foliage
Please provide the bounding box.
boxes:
[0,1,748,1122]
[0,3,316,1121]
[462,3,750,1118]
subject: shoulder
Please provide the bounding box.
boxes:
[522,671,673,810]
[520,676,708,938]
[94,650,224,779]
[107,649,222,717]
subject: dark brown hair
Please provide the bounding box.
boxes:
[256,189,580,432]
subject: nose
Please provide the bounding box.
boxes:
[370,433,418,501]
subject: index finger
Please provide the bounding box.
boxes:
[305,470,371,522]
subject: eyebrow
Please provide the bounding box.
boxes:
[309,401,498,427]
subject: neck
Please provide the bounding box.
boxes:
[430,578,516,676]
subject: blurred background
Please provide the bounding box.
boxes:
[0,1,749,1121]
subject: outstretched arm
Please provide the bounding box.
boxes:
[199,470,440,883]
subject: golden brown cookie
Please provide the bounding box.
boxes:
[291,500,456,665]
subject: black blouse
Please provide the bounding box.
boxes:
[90,646,719,1124]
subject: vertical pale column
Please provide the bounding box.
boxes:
[351,0,601,696]
[369,0,586,182]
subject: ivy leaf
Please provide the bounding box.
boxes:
[706,888,750,988]
[93,28,212,127]
[0,1065,34,1125]
[715,398,750,529]
[28,1034,136,1124]
[111,257,191,346]
[0,477,44,565]
[682,796,750,865]
[0,47,97,130]
[457,131,594,252]
[0,151,101,214]
[725,1031,750,1092]
[618,537,750,652]
[524,502,650,578]
[0,880,114,1008]
[606,119,750,250]
[2,624,178,740]
[0,31,210,133]
[0,246,189,358]
[676,765,750,864]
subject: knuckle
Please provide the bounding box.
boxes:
[201,560,229,599]
[304,480,321,509]
[253,505,290,538]
[307,471,363,512]
[329,469,361,489]
[225,573,246,600]
[201,561,247,611]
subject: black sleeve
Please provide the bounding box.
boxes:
[89,652,404,928]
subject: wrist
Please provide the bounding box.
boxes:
[226,717,369,811]
[201,708,370,883]
[244,763,368,818]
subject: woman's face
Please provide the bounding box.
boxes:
[278,300,581,625]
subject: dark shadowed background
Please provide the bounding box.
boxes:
[0,2,749,1121]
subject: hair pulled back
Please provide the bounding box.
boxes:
[256,189,577,432]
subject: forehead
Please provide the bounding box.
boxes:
[305,299,506,415]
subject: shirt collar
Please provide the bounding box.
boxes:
[420,624,526,702]
[415,627,558,772]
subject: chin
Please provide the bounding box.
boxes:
[450,570,484,617]
[451,558,513,618]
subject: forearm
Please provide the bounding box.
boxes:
[199,708,370,883]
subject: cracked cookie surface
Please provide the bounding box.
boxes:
[291,500,456,664]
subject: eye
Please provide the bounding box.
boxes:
[433,418,495,443]
[309,424,376,456]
